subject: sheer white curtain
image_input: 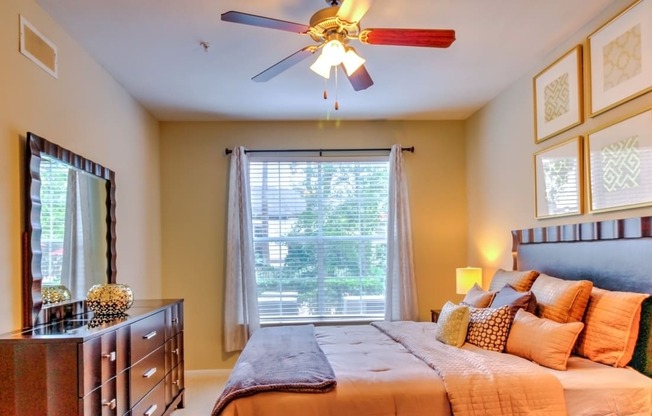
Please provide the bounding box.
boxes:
[61,170,107,299]
[385,144,419,321]
[224,147,260,352]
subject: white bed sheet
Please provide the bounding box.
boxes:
[541,356,652,416]
[218,324,652,416]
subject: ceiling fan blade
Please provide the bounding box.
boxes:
[337,0,373,24]
[359,28,456,48]
[221,11,310,33]
[341,64,374,91]
[253,47,316,82]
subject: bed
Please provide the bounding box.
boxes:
[213,216,652,416]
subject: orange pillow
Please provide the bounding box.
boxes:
[530,273,592,323]
[488,269,539,293]
[575,287,649,367]
[506,309,584,370]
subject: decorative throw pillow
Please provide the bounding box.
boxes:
[435,301,471,347]
[488,269,540,293]
[530,273,592,323]
[490,284,537,317]
[575,287,649,367]
[461,283,495,308]
[506,309,584,370]
[466,305,512,352]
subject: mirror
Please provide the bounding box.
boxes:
[24,132,116,328]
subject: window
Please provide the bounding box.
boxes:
[249,158,389,322]
[40,156,69,284]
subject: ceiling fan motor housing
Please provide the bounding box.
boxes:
[309,6,360,43]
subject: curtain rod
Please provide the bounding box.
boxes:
[224,146,414,156]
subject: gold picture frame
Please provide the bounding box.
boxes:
[588,0,652,116]
[586,108,652,213]
[534,137,583,219]
[533,46,583,143]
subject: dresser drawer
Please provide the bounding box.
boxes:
[80,330,121,397]
[130,344,166,407]
[132,378,166,416]
[131,311,166,363]
[80,370,128,416]
[165,360,184,406]
[165,332,183,374]
[165,302,183,339]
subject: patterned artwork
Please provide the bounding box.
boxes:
[600,135,641,192]
[602,24,642,91]
[544,73,570,122]
[588,109,652,212]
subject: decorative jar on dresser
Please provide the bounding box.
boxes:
[0,299,185,416]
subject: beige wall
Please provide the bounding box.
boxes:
[159,120,467,369]
[466,2,652,284]
[0,0,162,333]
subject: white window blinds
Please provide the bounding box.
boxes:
[249,158,389,322]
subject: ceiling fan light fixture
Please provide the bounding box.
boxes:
[321,39,346,65]
[310,54,332,79]
[342,47,365,75]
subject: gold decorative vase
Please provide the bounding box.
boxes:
[42,285,72,304]
[86,283,134,316]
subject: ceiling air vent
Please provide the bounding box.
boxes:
[19,15,58,79]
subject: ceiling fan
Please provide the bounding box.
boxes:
[221,0,456,92]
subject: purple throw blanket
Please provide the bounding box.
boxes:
[211,324,337,415]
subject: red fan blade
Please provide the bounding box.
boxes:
[221,11,310,34]
[337,0,373,24]
[252,47,316,82]
[359,28,456,48]
[341,64,374,91]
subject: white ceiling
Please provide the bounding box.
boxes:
[37,0,619,121]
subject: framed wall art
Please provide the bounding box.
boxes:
[533,46,583,144]
[588,0,652,116]
[586,109,652,212]
[534,137,583,218]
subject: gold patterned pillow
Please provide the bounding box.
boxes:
[435,301,471,347]
[466,305,512,352]
[488,269,540,293]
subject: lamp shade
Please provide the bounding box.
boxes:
[456,267,482,295]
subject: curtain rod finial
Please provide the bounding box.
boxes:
[225,148,232,155]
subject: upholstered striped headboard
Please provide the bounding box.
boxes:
[512,216,652,376]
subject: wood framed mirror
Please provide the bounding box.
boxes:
[23,132,116,328]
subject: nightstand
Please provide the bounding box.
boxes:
[430,309,441,323]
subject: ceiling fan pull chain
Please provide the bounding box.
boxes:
[323,77,328,100]
[334,66,339,110]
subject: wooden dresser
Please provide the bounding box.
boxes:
[0,299,185,416]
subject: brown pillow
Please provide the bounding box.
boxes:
[575,287,649,367]
[466,305,512,353]
[530,273,592,323]
[490,284,537,317]
[506,309,584,371]
[461,283,495,308]
[488,269,540,293]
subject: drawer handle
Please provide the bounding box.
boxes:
[102,398,117,410]
[171,318,179,324]
[102,351,116,362]
[144,404,158,416]
[143,367,157,378]
[172,379,180,386]
[172,348,179,355]
[143,331,157,340]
